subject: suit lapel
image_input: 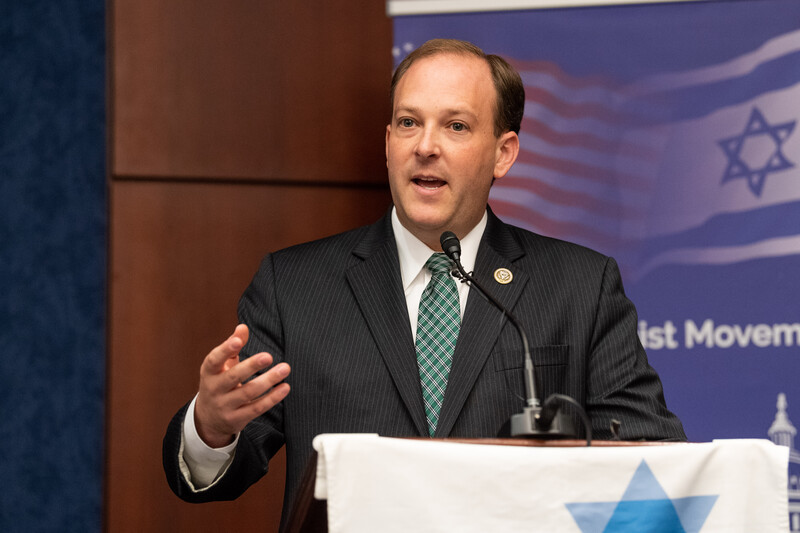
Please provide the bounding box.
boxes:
[435,211,529,437]
[345,214,429,437]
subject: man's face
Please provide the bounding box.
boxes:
[386,53,519,249]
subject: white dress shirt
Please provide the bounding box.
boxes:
[391,208,485,339]
[180,208,488,489]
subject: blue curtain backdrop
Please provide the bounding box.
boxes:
[0,2,105,532]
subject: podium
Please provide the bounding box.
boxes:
[284,435,789,533]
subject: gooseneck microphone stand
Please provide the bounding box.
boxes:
[440,231,590,444]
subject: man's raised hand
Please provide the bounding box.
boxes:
[194,324,290,448]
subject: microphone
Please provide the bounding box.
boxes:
[440,231,462,263]
[439,231,586,441]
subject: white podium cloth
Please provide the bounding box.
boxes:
[312,434,788,533]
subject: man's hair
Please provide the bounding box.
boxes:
[389,39,525,136]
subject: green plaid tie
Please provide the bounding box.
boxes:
[416,253,461,436]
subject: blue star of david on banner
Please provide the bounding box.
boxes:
[718,107,796,197]
[566,460,718,533]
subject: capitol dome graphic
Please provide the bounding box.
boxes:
[768,393,800,531]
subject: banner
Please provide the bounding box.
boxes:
[392,1,800,527]
[314,434,789,532]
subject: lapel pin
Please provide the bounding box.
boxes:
[493,268,513,285]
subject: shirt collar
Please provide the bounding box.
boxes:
[392,207,487,291]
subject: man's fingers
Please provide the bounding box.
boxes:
[234,382,291,423]
[195,359,290,443]
[223,362,291,407]
[202,325,251,375]
[208,383,291,442]
[212,352,280,394]
[209,369,291,437]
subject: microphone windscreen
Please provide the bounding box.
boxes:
[440,231,461,260]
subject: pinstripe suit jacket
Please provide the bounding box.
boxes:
[163,208,685,523]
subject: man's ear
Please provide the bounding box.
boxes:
[493,131,520,180]
[385,124,392,167]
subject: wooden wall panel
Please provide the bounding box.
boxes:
[107,181,392,532]
[108,0,394,531]
[112,0,392,181]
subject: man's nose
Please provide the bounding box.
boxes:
[415,126,441,158]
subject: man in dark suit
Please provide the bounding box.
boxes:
[163,38,685,525]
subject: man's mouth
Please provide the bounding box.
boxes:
[412,176,447,189]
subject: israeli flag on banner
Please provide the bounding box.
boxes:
[628,27,800,277]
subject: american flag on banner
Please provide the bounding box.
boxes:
[489,56,666,278]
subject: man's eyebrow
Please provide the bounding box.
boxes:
[393,105,420,116]
[393,105,479,121]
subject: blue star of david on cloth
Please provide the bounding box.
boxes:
[566,460,718,533]
[718,107,795,197]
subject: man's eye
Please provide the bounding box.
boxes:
[451,122,466,132]
[400,118,414,127]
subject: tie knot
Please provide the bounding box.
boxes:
[425,253,454,276]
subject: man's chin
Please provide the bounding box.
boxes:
[406,220,456,248]
[406,215,449,233]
